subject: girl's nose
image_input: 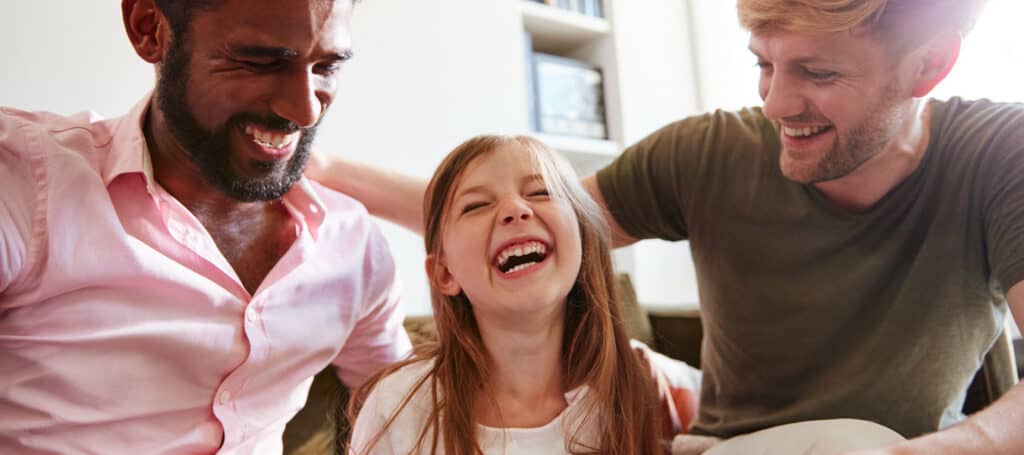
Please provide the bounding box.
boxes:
[500,200,533,225]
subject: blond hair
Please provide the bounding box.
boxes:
[738,0,988,49]
[348,135,662,454]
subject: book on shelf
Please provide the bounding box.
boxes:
[524,0,604,18]
[527,52,608,140]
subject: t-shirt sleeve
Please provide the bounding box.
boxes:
[0,110,41,294]
[982,105,1024,292]
[595,109,773,241]
[332,223,413,388]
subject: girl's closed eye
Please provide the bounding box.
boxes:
[460,200,489,214]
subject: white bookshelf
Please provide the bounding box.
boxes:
[520,0,622,174]
[534,133,616,176]
[519,1,610,54]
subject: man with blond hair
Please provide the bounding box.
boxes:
[312,0,1024,453]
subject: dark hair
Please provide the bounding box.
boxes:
[153,0,223,45]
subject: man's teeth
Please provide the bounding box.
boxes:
[783,125,827,137]
[244,125,297,149]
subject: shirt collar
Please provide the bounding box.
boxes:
[102,93,156,188]
[102,93,328,236]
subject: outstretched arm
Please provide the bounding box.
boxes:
[307,152,427,235]
[845,281,1024,455]
[582,175,640,248]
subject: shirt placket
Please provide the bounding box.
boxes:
[213,290,273,450]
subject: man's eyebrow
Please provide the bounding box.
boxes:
[232,45,301,59]
[231,46,353,62]
[326,50,355,62]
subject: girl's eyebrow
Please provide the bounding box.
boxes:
[452,174,545,200]
[452,185,487,201]
[522,173,544,184]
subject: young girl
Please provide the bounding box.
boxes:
[346,135,697,454]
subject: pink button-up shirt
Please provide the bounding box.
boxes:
[0,97,413,454]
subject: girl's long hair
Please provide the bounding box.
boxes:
[348,135,662,454]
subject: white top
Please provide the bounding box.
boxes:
[349,360,599,454]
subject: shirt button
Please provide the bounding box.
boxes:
[246,306,258,323]
[218,390,231,405]
[309,204,319,214]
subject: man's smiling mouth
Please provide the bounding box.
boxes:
[243,124,300,150]
[782,125,832,138]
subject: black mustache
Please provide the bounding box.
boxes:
[232,113,302,134]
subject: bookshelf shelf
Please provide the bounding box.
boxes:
[538,133,618,177]
[535,132,618,158]
[520,1,610,54]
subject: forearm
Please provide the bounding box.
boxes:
[309,154,427,235]
[887,381,1024,454]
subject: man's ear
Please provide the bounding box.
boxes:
[122,0,170,63]
[425,254,461,296]
[910,30,962,98]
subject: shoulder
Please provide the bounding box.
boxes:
[931,98,1024,152]
[306,179,396,274]
[351,359,437,452]
[0,106,115,161]
[307,178,372,217]
[637,107,774,147]
[368,359,435,407]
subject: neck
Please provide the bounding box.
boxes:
[474,304,567,427]
[813,98,933,212]
[143,99,268,221]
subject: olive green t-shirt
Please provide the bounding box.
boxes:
[596,98,1024,438]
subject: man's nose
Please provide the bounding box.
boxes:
[499,199,533,225]
[270,70,323,129]
[761,72,806,121]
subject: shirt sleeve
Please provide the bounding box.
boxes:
[0,110,42,294]
[982,105,1024,292]
[595,108,774,242]
[332,222,413,388]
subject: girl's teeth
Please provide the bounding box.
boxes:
[506,262,537,274]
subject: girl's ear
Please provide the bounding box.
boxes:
[425,253,462,296]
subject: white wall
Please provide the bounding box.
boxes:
[2,2,152,115]
[609,0,703,309]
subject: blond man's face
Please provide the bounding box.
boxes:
[749,29,915,184]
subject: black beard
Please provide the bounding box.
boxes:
[156,35,316,202]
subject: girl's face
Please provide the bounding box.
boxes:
[432,144,583,321]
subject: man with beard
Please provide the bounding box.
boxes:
[0,0,411,453]
[311,0,1024,453]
